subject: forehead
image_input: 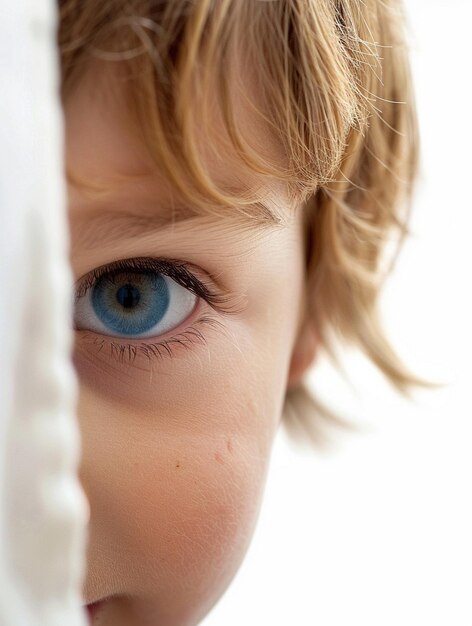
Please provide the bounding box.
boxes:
[63,59,293,223]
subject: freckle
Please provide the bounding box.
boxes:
[226,439,233,453]
[215,452,224,465]
[176,462,180,468]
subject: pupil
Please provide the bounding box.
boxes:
[116,284,140,309]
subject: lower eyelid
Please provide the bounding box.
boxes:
[74,313,227,369]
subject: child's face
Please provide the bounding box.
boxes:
[67,63,312,626]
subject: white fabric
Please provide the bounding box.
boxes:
[0,1,88,625]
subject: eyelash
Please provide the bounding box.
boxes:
[74,256,241,366]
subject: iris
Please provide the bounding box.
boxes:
[91,272,170,336]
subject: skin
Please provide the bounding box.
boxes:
[65,60,317,626]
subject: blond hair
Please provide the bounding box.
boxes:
[58,0,433,446]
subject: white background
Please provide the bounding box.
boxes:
[202,2,472,625]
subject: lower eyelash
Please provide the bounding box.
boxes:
[78,315,223,367]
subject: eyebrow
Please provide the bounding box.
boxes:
[73,203,285,251]
[68,171,289,250]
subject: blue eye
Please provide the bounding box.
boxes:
[75,267,197,339]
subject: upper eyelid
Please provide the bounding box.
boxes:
[74,256,248,316]
[74,257,210,300]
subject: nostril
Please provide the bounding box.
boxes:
[85,599,107,623]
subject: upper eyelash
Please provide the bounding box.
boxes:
[74,256,245,315]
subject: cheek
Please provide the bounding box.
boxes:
[128,433,266,591]
[79,350,283,623]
